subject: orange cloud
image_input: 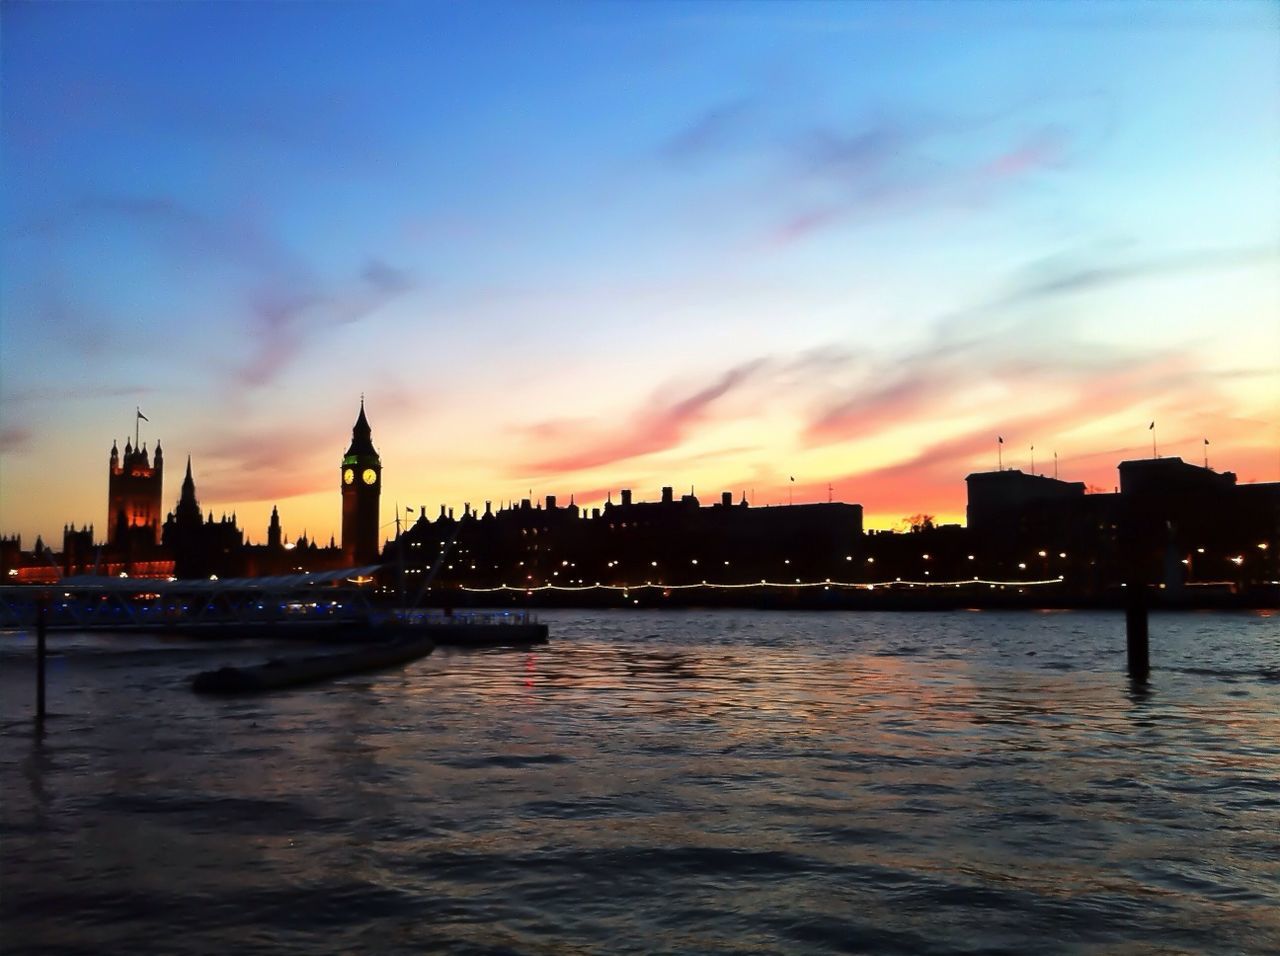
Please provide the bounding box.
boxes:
[515,360,766,476]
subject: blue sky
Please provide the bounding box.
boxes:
[2,0,1277,544]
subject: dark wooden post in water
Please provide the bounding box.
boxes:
[1118,502,1153,682]
[1125,589,1149,680]
[36,595,48,724]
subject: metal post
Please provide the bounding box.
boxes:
[36,596,48,724]
[1125,589,1149,680]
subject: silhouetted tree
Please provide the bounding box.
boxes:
[901,513,935,533]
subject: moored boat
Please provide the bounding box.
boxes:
[191,636,436,694]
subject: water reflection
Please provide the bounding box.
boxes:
[1126,672,1153,704]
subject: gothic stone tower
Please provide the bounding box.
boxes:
[163,456,204,578]
[341,400,381,566]
[108,437,164,546]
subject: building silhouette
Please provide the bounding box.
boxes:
[160,457,245,579]
[108,438,164,546]
[390,484,865,592]
[6,413,343,580]
[341,400,381,566]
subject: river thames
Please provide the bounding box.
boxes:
[2,609,1278,955]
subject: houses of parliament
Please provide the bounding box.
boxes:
[3,403,383,583]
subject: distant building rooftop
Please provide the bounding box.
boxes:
[1117,457,1237,497]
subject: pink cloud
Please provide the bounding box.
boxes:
[186,422,338,505]
[981,129,1065,179]
[516,360,766,476]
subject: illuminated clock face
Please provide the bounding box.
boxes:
[362,468,378,485]
[342,468,355,485]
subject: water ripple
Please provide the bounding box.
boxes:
[2,609,1279,954]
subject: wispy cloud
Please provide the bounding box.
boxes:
[993,243,1279,308]
[236,258,416,387]
[661,97,757,161]
[17,194,296,276]
[361,259,416,296]
[771,121,1069,245]
[803,241,1279,444]
[0,426,33,453]
[661,92,1091,246]
[17,192,417,389]
[1,384,156,407]
[193,422,339,503]
[516,359,767,475]
[21,290,112,358]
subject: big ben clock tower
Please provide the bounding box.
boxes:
[341,399,381,566]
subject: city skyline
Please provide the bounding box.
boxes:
[3,1,1279,545]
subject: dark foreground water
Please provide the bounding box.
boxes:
[2,610,1279,955]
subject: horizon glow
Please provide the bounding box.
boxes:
[2,1,1278,546]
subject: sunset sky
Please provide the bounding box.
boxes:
[2,1,1278,547]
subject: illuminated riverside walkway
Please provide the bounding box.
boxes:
[450,575,1270,610]
[461,575,1067,594]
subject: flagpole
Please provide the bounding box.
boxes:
[1030,445,1035,476]
[1053,451,1058,480]
[394,503,405,613]
[997,437,1003,472]
[1204,439,1209,469]
[135,407,140,449]
[1151,424,1157,459]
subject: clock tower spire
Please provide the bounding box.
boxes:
[341,398,381,566]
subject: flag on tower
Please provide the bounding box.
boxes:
[998,436,1004,444]
[137,408,149,422]
[1149,421,1155,430]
